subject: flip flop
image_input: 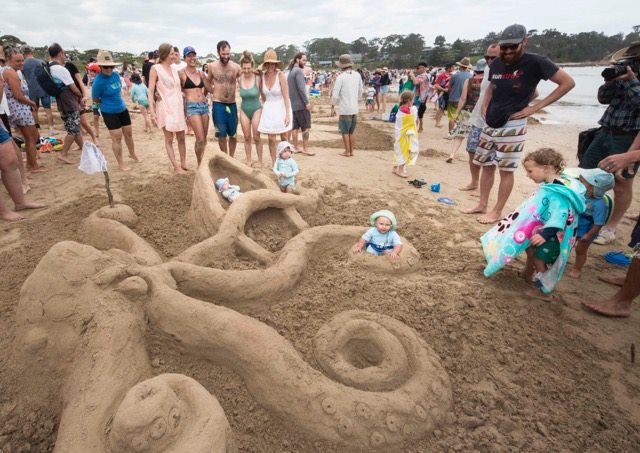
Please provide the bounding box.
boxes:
[603,251,631,267]
[437,197,456,205]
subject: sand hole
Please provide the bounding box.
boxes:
[244,208,298,252]
[342,338,384,369]
[209,159,266,194]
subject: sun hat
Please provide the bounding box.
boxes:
[277,141,293,157]
[456,57,473,70]
[580,168,615,199]
[369,210,397,230]
[499,24,527,45]
[96,49,118,67]
[215,177,229,192]
[474,58,487,72]
[611,41,640,62]
[183,46,196,58]
[337,54,354,69]
[258,49,283,71]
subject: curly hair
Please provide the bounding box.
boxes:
[523,148,566,174]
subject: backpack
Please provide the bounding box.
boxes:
[35,61,64,97]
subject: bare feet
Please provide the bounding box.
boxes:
[1,210,25,221]
[15,202,46,211]
[526,287,556,302]
[339,152,352,157]
[129,154,140,162]
[57,156,74,165]
[173,167,186,175]
[477,213,501,224]
[118,165,131,171]
[181,165,190,172]
[29,167,49,174]
[567,269,581,279]
[394,170,408,178]
[598,275,625,287]
[299,150,315,156]
[581,299,631,318]
[461,205,486,215]
[459,184,478,191]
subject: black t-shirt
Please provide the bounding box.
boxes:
[486,52,559,128]
[142,60,153,87]
[65,62,82,92]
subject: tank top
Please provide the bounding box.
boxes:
[239,75,260,103]
[464,75,483,112]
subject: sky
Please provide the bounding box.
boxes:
[3,0,638,57]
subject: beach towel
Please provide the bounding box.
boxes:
[393,106,419,167]
[481,175,586,294]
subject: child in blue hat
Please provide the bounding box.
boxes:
[352,210,403,260]
[215,177,242,203]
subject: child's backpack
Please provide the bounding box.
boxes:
[35,61,64,97]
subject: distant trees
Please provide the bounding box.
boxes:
[2,27,638,69]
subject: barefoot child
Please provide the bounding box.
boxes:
[273,141,299,193]
[481,149,586,297]
[215,177,242,203]
[568,168,614,278]
[130,73,152,132]
[392,90,419,178]
[352,210,403,260]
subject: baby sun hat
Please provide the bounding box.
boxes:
[215,177,229,192]
[276,141,294,157]
[580,168,614,198]
[369,210,397,230]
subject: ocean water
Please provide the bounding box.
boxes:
[534,66,608,127]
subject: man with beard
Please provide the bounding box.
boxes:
[468,24,575,224]
[287,52,314,155]
[207,40,241,157]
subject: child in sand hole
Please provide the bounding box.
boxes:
[480,149,586,299]
[568,168,614,278]
[352,210,403,260]
[215,177,242,203]
[273,141,299,193]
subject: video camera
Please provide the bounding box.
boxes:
[601,58,640,81]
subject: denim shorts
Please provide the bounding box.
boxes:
[338,114,357,134]
[0,125,11,145]
[186,101,209,117]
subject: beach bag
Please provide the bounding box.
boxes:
[35,61,63,97]
[577,127,600,164]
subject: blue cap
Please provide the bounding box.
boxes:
[183,46,196,58]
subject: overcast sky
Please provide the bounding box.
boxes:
[3,0,638,57]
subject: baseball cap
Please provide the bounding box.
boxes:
[474,59,487,72]
[183,46,196,58]
[499,24,527,45]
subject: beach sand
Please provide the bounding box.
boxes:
[1,99,639,452]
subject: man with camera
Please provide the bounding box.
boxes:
[580,42,640,245]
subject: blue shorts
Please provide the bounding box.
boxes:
[212,102,238,138]
[338,114,357,134]
[187,101,209,117]
[380,85,390,94]
[0,125,11,145]
[29,94,51,109]
[466,125,483,153]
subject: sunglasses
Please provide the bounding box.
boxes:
[500,43,521,51]
[484,55,496,61]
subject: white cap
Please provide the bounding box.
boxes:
[277,141,293,157]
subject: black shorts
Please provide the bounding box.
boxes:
[292,109,311,130]
[102,110,131,130]
[418,102,427,119]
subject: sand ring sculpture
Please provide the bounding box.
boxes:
[15,149,452,451]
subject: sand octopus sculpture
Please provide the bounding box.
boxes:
[15,150,453,452]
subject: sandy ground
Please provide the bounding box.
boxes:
[1,98,639,452]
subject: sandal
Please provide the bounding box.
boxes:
[603,251,631,267]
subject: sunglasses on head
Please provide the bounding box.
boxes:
[500,43,521,51]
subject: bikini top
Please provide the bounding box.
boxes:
[183,71,204,89]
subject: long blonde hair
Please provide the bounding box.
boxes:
[157,43,173,63]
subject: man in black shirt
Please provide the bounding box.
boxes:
[142,51,156,87]
[464,24,575,224]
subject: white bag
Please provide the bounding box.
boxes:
[78,141,108,174]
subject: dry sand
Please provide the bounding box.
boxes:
[1,99,639,452]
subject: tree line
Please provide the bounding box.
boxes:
[2,26,639,70]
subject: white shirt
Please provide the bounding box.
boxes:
[49,63,75,87]
[171,61,187,71]
[331,70,363,115]
[470,69,491,128]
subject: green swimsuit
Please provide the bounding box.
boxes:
[239,76,261,120]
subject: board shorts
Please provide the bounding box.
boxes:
[380,85,390,94]
[61,111,81,135]
[473,118,527,171]
[102,110,132,130]
[338,114,357,134]
[446,102,458,121]
[292,109,311,130]
[212,102,238,138]
[466,125,483,153]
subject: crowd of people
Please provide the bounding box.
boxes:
[0,25,639,317]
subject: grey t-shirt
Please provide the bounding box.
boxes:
[22,57,47,98]
[287,66,308,111]
[448,70,473,103]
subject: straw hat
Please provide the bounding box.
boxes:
[456,57,473,70]
[258,49,283,71]
[611,41,640,62]
[96,49,118,67]
[337,54,353,69]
